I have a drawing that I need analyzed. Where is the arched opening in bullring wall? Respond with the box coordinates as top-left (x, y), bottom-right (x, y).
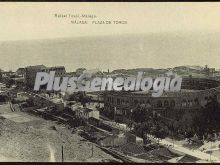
top-left (164, 100), bottom-right (169, 107)
top-left (182, 99), bottom-right (187, 107)
top-left (146, 100), bottom-right (151, 108)
top-left (156, 100), bottom-right (163, 108)
top-left (188, 100), bottom-right (193, 107)
top-left (170, 100), bottom-right (175, 107)
top-left (117, 98), bottom-right (120, 105)
top-left (134, 99), bottom-right (138, 106)
top-left (194, 98), bottom-right (199, 105)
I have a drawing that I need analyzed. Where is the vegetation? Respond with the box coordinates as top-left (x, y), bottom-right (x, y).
top-left (67, 92), bottom-right (91, 107)
top-left (193, 98), bottom-right (220, 139)
top-left (129, 98), bottom-right (220, 142)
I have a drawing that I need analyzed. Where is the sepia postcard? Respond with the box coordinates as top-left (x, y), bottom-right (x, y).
top-left (0, 2), bottom-right (220, 163)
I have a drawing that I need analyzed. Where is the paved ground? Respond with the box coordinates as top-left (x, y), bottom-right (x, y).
top-left (198, 140), bottom-right (220, 159)
top-left (109, 119), bottom-right (220, 163)
top-left (152, 136), bottom-right (220, 162)
top-left (0, 154), bottom-right (21, 162)
top-left (0, 112), bottom-right (40, 123)
top-left (0, 103), bottom-right (12, 114)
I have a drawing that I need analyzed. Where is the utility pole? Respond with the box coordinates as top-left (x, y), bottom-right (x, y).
top-left (207, 150), bottom-right (212, 162)
top-left (91, 142), bottom-right (94, 157)
top-left (91, 127), bottom-right (94, 158)
top-left (60, 131), bottom-right (65, 162)
top-left (172, 127), bottom-right (174, 147)
top-left (61, 145), bottom-right (64, 162)
top-left (114, 107), bottom-right (116, 121)
top-left (92, 129), bottom-right (94, 157)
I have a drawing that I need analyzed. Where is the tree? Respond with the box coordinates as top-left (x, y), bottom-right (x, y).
top-left (193, 98), bottom-right (220, 137)
top-left (131, 103), bottom-right (149, 123)
top-left (5, 78), bottom-right (15, 88)
top-left (26, 97), bottom-right (34, 106)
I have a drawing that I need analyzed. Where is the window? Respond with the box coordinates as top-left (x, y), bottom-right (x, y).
top-left (164, 100), bottom-right (169, 107)
top-left (189, 100), bottom-right (193, 107)
top-left (194, 98), bottom-right (199, 105)
top-left (182, 99), bottom-right (187, 107)
top-left (145, 100), bottom-right (151, 107)
top-left (122, 99), bottom-right (124, 105)
top-left (117, 98), bottom-right (120, 105)
top-left (170, 100), bottom-right (175, 107)
top-left (157, 100), bottom-right (162, 107)
top-left (134, 100), bottom-right (138, 106)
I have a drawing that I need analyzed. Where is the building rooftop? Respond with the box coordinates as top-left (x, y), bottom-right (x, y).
top-left (25, 65), bottom-right (46, 70)
top-left (44, 66), bottom-right (66, 70)
top-left (178, 155), bottom-right (200, 163)
top-left (119, 142), bottom-right (146, 155)
top-left (16, 68), bottom-right (25, 72)
top-left (77, 107), bottom-right (93, 113)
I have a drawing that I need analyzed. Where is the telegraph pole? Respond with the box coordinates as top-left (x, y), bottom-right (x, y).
top-left (114, 107), bottom-right (116, 121)
top-left (91, 127), bottom-right (94, 158)
top-left (172, 125), bottom-right (174, 147)
top-left (91, 142), bottom-right (94, 157)
top-left (92, 128), bottom-right (94, 157)
top-left (60, 131), bottom-right (65, 162)
top-left (61, 145), bottom-right (64, 162)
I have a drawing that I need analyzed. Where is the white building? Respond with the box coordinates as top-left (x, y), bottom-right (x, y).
top-left (75, 108), bottom-right (99, 120)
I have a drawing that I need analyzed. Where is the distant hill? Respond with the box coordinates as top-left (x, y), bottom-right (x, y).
top-left (111, 65), bottom-right (205, 76)
top-left (173, 65), bottom-right (204, 71)
top-left (111, 68), bottom-right (168, 76)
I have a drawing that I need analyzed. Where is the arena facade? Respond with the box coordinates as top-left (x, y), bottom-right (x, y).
top-left (103, 77), bottom-right (220, 122)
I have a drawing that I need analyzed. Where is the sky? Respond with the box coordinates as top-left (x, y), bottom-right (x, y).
top-left (1, 2), bottom-right (220, 71)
